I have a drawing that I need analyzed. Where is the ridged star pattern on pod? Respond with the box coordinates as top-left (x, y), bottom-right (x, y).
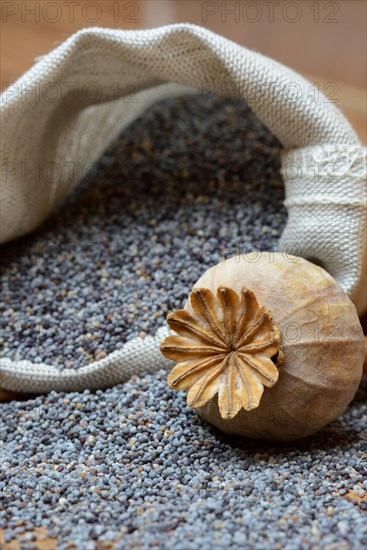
top-left (160, 287), bottom-right (282, 419)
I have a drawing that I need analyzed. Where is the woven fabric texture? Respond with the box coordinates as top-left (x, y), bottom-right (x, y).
top-left (0, 24), bottom-right (366, 393)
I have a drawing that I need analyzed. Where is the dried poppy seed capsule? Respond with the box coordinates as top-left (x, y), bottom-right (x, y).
top-left (160, 253), bottom-right (365, 441)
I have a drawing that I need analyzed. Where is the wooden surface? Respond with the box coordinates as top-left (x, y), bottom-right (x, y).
top-left (1, 1), bottom-right (366, 86)
top-left (0, 0), bottom-right (365, 139)
top-left (1, 1), bottom-right (366, 548)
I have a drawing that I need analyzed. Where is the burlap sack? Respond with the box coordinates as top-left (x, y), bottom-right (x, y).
top-left (1, 24), bottom-right (366, 393)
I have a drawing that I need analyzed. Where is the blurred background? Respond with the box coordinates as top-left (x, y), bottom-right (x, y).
top-left (1, 0), bottom-right (366, 140)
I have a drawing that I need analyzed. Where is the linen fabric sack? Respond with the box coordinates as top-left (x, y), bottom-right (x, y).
top-left (0, 24), bottom-right (366, 393)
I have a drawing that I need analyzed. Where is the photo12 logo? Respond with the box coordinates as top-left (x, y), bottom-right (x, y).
top-left (201, 80), bottom-right (339, 105)
top-left (1, 2), bottom-right (140, 24)
top-left (1, 81), bottom-right (139, 104)
top-left (202, 1), bottom-right (340, 24)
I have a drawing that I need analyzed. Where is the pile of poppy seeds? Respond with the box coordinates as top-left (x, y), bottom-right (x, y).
top-left (1, 95), bottom-right (366, 549)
